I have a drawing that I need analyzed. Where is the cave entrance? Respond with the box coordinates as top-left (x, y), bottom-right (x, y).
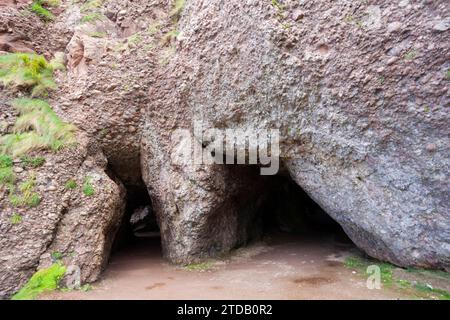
top-left (255, 170), bottom-right (352, 245)
top-left (111, 183), bottom-right (161, 257)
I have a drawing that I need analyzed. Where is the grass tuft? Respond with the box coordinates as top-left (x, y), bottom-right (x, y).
top-left (82, 176), bottom-right (94, 196)
top-left (20, 155), bottom-right (45, 168)
top-left (0, 53), bottom-right (64, 97)
top-left (0, 98), bottom-right (76, 157)
top-left (65, 179), bottom-right (77, 190)
top-left (10, 213), bottom-right (22, 224)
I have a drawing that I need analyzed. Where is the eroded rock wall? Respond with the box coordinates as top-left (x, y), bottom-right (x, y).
top-left (142, 0), bottom-right (450, 270)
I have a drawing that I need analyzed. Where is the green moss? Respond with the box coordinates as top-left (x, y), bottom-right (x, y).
top-left (11, 263), bottom-right (66, 300)
top-left (0, 53), bottom-right (64, 97)
top-left (0, 98), bottom-right (76, 157)
top-left (446, 69), bottom-right (450, 80)
top-left (82, 176), bottom-right (94, 196)
top-left (184, 262), bottom-right (212, 271)
top-left (20, 155), bottom-right (45, 168)
top-left (65, 179), bottom-right (77, 190)
top-left (10, 213), bottom-right (22, 225)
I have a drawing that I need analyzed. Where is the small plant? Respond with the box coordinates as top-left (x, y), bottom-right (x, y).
top-left (82, 176), bottom-right (94, 196)
top-left (12, 263), bottom-right (66, 300)
top-left (65, 179), bottom-right (77, 190)
top-left (10, 213), bottom-right (23, 225)
top-left (0, 98), bottom-right (76, 157)
top-left (9, 173), bottom-right (41, 207)
top-left (20, 155), bottom-right (45, 168)
top-left (0, 53), bottom-right (64, 97)
top-left (446, 69), bottom-right (450, 80)
top-left (51, 251), bottom-right (63, 261)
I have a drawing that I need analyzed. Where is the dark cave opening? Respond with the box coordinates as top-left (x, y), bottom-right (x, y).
top-left (111, 183), bottom-right (160, 255)
top-left (108, 165), bottom-right (353, 264)
top-left (256, 170), bottom-right (352, 244)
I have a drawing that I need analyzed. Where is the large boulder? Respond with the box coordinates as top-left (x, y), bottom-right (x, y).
top-left (142, 0), bottom-right (449, 270)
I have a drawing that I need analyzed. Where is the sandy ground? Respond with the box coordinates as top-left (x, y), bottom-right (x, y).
top-left (42, 232), bottom-right (411, 300)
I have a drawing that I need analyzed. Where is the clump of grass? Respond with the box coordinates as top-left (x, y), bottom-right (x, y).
top-left (10, 213), bottom-right (23, 225)
top-left (0, 154), bottom-right (15, 185)
top-left (0, 154), bottom-right (13, 168)
top-left (0, 53), bottom-right (64, 97)
top-left (9, 173), bottom-right (41, 207)
top-left (184, 262), bottom-right (212, 271)
top-left (0, 166), bottom-right (15, 185)
top-left (29, 1), bottom-right (55, 21)
top-left (82, 176), bottom-right (94, 196)
top-left (65, 179), bottom-right (77, 190)
top-left (20, 155), bottom-right (45, 168)
top-left (12, 263), bottom-right (66, 300)
top-left (0, 98), bottom-right (76, 157)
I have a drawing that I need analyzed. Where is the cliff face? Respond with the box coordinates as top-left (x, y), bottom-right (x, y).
top-left (0, 0), bottom-right (449, 298)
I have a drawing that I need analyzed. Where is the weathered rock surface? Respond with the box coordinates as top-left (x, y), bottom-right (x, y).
top-left (0, 114), bottom-right (125, 298)
top-left (142, 0), bottom-right (450, 270)
top-left (1, 0), bottom-right (449, 299)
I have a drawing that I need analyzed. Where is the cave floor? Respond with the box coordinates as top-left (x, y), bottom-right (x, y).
top-left (41, 232), bottom-right (414, 300)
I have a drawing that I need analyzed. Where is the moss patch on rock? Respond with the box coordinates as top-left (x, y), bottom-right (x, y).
top-left (12, 263), bottom-right (66, 300)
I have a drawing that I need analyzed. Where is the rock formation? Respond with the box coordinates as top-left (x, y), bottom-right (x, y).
top-left (0, 0), bottom-right (449, 298)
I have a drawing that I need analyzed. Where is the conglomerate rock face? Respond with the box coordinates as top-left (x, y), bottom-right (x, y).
top-left (0, 0), bottom-right (449, 298)
top-left (142, 0), bottom-right (449, 270)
